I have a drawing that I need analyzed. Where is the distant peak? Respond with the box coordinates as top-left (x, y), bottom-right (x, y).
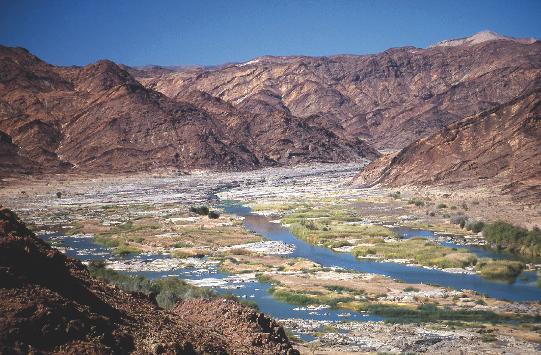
top-left (431, 31), bottom-right (537, 48)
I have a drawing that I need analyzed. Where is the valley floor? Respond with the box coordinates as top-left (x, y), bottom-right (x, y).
top-left (1, 163), bottom-right (540, 354)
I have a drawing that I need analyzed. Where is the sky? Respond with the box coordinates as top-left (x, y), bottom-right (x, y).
top-left (1, 0), bottom-right (540, 66)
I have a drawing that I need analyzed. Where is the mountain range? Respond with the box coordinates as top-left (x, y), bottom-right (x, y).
top-left (0, 31), bottom-right (540, 191)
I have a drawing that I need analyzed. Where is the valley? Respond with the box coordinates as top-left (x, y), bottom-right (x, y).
top-left (1, 164), bottom-right (540, 353)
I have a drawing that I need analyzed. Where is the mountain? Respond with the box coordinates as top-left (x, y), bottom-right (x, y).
top-left (1, 31), bottom-right (540, 176)
top-left (0, 46), bottom-right (377, 175)
top-left (0, 206), bottom-right (297, 354)
top-left (137, 31), bottom-right (541, 149)
top-left (431, 30), bottom-right (537, 47)
top-left (353, 88), bottom-right (541, 202)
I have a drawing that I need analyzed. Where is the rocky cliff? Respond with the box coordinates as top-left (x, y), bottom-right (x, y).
top-left (353, 88), bottom-right (541, 202)
top-left (0, 206), bottom-right (298, 354)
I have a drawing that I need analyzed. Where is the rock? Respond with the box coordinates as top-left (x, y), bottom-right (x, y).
top-left (353, 89), bottom-right (541, 202)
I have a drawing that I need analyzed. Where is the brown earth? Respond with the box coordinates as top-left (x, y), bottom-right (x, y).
top-left (353, 88), bottom-right (541, 203)
top-left (139, 32), bottom-right (541, 150)
top-left (0, 46), bottom-right (377, 176)
top-left (0, 206), bottom-right (298, 354)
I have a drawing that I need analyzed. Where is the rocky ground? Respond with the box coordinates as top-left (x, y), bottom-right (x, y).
top-left (0, 207), bottom-right (298, 354)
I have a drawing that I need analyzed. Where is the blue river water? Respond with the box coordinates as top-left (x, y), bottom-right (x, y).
top-left (40, 200), bottom-right (540, 332)
top-left (222, 202), bottom-right (540, 302)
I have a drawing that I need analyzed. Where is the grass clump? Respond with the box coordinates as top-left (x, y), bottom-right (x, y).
top-left (359, 303), bottom-right (536, 324)
top-left (475, 259), bottom-right (525, 282)
top-left (352, 239), bottom-right (477, 269)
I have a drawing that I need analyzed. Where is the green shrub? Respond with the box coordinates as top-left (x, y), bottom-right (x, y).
top-left (483, 221), bottom-right (541, 257)
top-left (466, 221), bottom-right (485, 233)
top-left (208, 211), bottom-right (220, 219)
top-left (408, 199), bottom-right (425, 207)
top-left (437, 204), bottom-right (447, 209)
top-left (88, 262), bottom-right (214, 309)
top-left (190, 206), bottom-right (209, 215)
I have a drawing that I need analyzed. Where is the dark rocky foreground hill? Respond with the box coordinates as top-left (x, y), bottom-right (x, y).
top-left (353, 88), bottom-right (541, 203)
top-left (0, 207), bottom-right (298, 354)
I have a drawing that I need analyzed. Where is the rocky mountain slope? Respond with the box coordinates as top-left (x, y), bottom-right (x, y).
top-left (353, 87), bottom-right (541, 202)
top-left (138, 31), bottom-right (541, 149)
top-left (0, 46), bottom-right (376, 176)
top-left (1, 31), bottom-right (539, 176)
top-left (0, 206), bottom-right (297, 354)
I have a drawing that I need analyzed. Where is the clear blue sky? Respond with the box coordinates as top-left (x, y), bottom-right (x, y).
top-left (1, 0), bottom-right (540, 66)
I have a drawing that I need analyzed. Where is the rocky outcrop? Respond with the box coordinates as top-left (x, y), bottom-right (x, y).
top-left (174, 299), bottom-right (295, 354)
top-left (139, 32), bottom-right (541, 150)
top-left (0, 206), bottom-right (298, 354)
top-left (353, 88), bottom-right (541, 202)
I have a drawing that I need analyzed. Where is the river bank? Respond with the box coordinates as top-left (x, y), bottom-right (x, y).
top-left (1, 163), bottom-right (540, 353)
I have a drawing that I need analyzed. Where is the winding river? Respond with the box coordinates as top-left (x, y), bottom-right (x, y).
top-left (222, 201), bottom-right (540, 302)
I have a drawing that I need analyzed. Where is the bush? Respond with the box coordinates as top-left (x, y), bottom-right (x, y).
top-left (190, 206), bottom-right (209, 215)
top-left (403, 286), bottom-right (420, 292)
top-left (437, 203), bottom-right (447, 209)
top-left (56, 191), bottom-right (62, 198)
top-left (483, 221), bottom-right (541, 257)
top-left (466, 221), bottom-right (485, 233)
top-left (88, 262), bottom-right (214, 308)
top-left (408, 199), bottom-right (425, 207)
top-left (208, 211), bottom-right (220, 219)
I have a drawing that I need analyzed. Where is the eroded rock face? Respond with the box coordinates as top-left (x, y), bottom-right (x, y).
top-left (0, 207), bottom-right (297, 354)
top-left (1, 32), bottom-right (539, 176)
top-left (138, 32), bottom-right (541, 150)
top-left (353, 88), bottom-right (541, 202)
top-left (0, 46), bottom-right (377, 175)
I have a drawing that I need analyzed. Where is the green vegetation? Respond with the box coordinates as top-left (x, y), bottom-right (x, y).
top-left (475, 259), bottom-right (525, 282)
top-left (88, 260), bottom-right (214, 309)
top-left (352, 239), bottom-right (477, 269)
top-left (269, 287), bottom-right (354, 308)
top-left (208, 211), bottom-right (220, 219)
top-left (283, 206), bottom-right (397, 246)
top-left (403, 286), bottom-right (420, 292)
top-left (483, 221), bottom-right (541, 257)
top-left (112, 245), bottom-right (141, 256)
top-left (408, 199), bottom-right (425, 207)
top-left (190, 206), bottom-right (209, 215)
top-left (466, 221), bottom-right (485, 233)
top-left (360, 303), bottom-right (539, 324)
top-left (437, 203), bottom-right (447, 209)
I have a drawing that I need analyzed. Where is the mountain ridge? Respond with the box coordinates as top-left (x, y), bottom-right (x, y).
top-left (1, 31), bottom-right (540, 176)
